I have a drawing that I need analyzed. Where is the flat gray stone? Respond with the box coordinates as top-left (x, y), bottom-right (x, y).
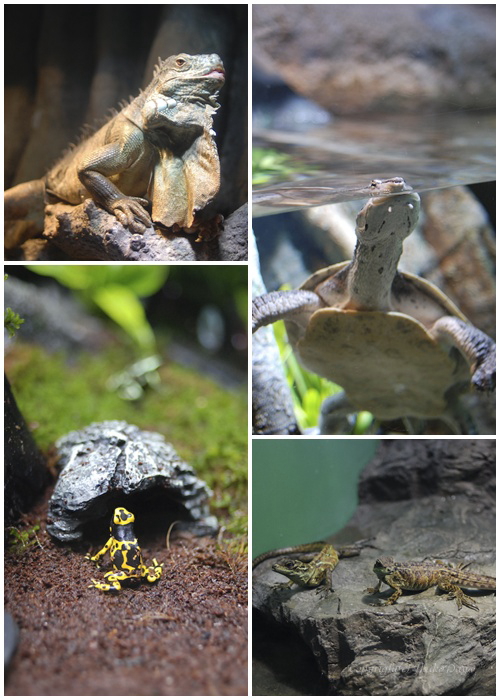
top-left (253, 439), bottom-right (495, 695)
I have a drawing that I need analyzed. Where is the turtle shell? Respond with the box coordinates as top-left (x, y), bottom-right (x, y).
top-left (286, 264), bottom-right (470, 420)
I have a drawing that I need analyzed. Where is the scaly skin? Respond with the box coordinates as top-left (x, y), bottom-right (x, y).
top-left (368, 556), bottom-right (496, 610)
top-left (5, 53), bottom-right (225, 247)
top-left (251, 177), bottom-right (496, 430)
top-left (253, 540), bottom-right (371, 592)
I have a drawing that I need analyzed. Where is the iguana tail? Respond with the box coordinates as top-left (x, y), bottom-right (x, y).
top-left (4, 179), bottom-right (46, 249)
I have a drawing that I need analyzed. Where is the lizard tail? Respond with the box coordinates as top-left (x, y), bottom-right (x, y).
top-left (4, 179), bottom-right (46, 249)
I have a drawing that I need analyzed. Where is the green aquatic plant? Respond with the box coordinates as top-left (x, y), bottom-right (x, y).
top-left (253, 148), bottom-right (299, 185)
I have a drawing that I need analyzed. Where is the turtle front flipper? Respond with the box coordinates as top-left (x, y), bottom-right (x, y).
top-left (252, 290), bottom-right (322, 333)
top-left (319, 392), bottom-right (358, 435)
top-left (431, 316), bottom-right (496, 391)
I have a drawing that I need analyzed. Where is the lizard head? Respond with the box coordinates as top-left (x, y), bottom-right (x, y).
top-left (272, 557), bottom-right (316, 586)
top-left (150, 53), bottom-right (225, 103)
top-left (140, 54), bottom-right (225, 133)
top-left (373, 557), bottom-right (397, 579)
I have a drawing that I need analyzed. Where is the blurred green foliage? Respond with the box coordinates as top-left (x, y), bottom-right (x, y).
top-left (252, 147), bottom-right (318, 185)
top-left (27, 265), bottom-right (169, 352)
top-left (5, 307), bottom-right (24, 338)
top-left (4, 274), bottom-right (25, 337)
top-left (253, 147), bottom-right (297, 185)
top-left (7, 524), bottom-right (41, 555)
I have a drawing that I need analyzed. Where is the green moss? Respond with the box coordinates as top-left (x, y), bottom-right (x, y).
top-left (6, 342), bottom-right (247, 536)
top-left (7, 523), bottom-right (42, 555)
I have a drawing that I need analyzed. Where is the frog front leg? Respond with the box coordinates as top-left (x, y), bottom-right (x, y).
top-left (86, 536), bottom-right (113, 567)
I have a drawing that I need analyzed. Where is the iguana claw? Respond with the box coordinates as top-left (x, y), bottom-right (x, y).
top-left (111, 197), bottom-right (151, 233)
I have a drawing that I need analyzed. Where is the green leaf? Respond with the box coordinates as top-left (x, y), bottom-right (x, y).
top-left (92, 285), bottom-right (156, 352)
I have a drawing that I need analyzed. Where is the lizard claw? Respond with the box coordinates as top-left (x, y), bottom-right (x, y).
top-left (110, 197), bottom-right (152, 233)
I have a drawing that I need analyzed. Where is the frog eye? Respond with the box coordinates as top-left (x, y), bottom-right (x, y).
top-left (175, 57), bottom-right (186, 68)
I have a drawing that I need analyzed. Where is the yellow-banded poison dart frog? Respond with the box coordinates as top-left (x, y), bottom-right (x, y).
top-left (86, 507), bottom-right (163, 592)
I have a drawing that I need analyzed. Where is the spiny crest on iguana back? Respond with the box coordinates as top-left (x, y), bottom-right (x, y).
top-left (65, 53), bottom-right (223, 150)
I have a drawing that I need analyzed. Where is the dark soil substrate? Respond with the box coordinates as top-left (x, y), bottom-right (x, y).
top-left (5, 490), bottom-right (248, 696)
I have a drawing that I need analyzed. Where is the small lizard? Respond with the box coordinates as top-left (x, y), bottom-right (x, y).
top-left (368, 556), bottom-right (496, 611)
top-left (5, 53), bottom-right (225, 248)
top-left (253, 540), bottom-right (371, 592)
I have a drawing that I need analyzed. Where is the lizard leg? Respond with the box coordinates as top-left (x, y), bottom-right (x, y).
top-left (315, 578), bottom-right (332, 595)
top-left (437, 580), bottom-right (479, 611)
top-left (274, 580), bottom-right (294, 591)
top-left (381, 573), bottom-right (405, 605)
top-left (384, 588), bottom-right (403, 605)
top-left (366, 579), bottom-right (382, 595)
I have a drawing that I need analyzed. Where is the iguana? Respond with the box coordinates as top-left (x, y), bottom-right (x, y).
top-left (5, 53), bottom-right (225, 248)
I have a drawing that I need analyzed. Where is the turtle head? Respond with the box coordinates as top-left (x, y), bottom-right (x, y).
top-left (356, 189), bottom-right (421, 246)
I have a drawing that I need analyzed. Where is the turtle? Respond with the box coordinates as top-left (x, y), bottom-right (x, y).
top-left (252, 177), bottom-right (496, 434)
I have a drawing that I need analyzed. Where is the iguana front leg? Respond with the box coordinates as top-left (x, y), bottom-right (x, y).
top-left (77, 138), bottom-right (152, 234)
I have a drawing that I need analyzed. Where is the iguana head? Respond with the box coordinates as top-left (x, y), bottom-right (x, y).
top-left (149, 53), bottom-right (225, 105)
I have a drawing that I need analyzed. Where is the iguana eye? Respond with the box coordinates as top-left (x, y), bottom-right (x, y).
top-left (176, 58), bottom-right (186, 67)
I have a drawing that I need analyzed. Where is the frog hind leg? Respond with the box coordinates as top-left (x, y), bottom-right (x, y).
top-left (89, 570), bottom-right (129, 592)
top-left (142, 558), bottom-right (163, 583)
top-left (88, 577), bottom-right (121, 592)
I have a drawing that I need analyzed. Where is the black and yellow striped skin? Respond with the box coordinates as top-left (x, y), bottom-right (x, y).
top-left (86, 507), bottom-right (163, 592)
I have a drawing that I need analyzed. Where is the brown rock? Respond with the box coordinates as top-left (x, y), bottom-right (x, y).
top-left (253, 5), bottom-right (495, 114)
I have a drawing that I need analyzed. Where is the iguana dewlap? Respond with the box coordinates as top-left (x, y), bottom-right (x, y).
top-left (4, 53), bottom-right (225, 248)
